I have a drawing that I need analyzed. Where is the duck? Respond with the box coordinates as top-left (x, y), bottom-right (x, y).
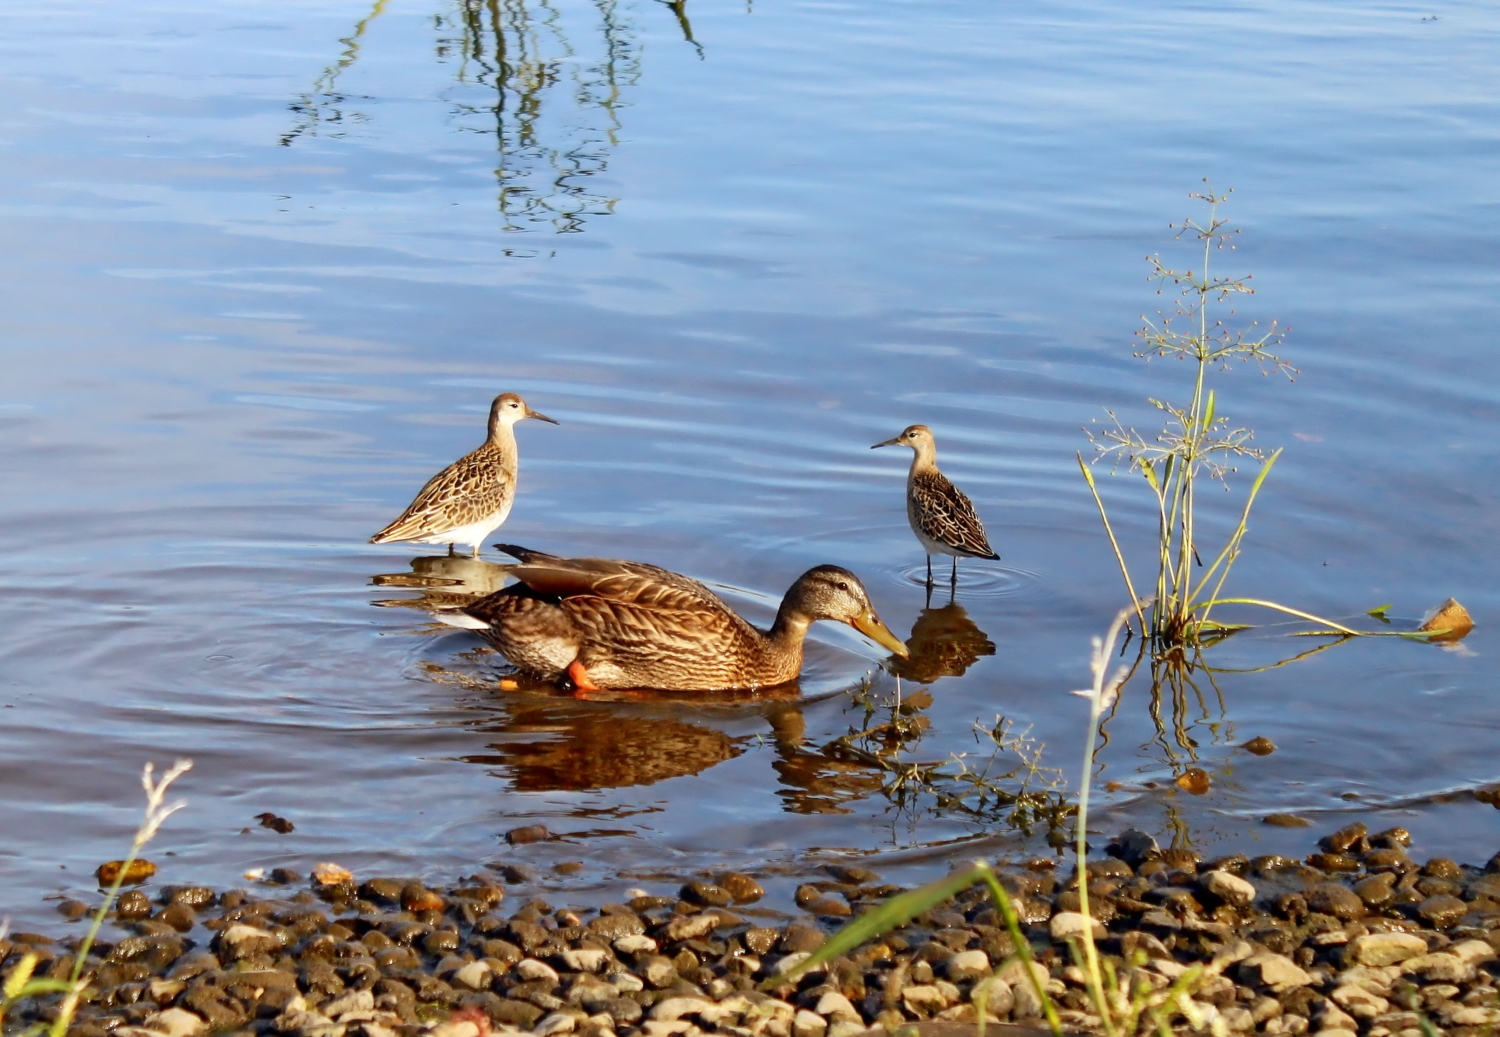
top-left (371, 393), bottom-right (556, 558)
top-left (872, 424), bottom-right (998, 586)
top-left (453, 545), bottom-right (908, 693)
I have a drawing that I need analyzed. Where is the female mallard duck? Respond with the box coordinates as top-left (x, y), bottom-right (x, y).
top-left (457, 545), bottom-right (908, 693)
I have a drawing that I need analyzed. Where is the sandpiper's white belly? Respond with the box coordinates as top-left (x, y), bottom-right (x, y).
top-left (412, 498), bottom-right (513, 548)
top-left (911, 523), bottom-right (967, 557)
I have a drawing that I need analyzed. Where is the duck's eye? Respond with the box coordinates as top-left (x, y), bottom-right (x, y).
top-left (836, 581), bottom-right (849, 592)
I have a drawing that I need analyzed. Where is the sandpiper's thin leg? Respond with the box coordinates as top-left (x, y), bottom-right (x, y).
top-left (472, 544), bottom-right (481, 559)
top-left (951, 556), bottom-right (958, 588)
top-left (925, 555), bottom-right (933, 587)
top-left (448, 544), bottom-right (456, 557)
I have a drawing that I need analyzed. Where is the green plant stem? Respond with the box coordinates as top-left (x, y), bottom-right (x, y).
top-left (1191, 598), bottom-right (1364, 636)
top-left (975, 869), bottom-right (1064, 1037)
top-left (1077, 453), bottom-right (1145, 633)
top-left (1191, 449), bottom-right (1281, 627)
top-left (1074, 700), bottom-right (1114, 1037)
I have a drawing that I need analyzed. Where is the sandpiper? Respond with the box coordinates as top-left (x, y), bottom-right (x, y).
top-left (872, 424), bottom-right (998, 587)
top-left (370, 392), bottom-right (557, 558)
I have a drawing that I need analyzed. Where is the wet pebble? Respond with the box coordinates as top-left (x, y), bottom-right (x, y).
top-left (505, 825), bottom-right (551, 845)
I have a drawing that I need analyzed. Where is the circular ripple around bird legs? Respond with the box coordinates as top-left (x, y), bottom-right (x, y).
top-left (897, 561), bottom-right (1039, 600)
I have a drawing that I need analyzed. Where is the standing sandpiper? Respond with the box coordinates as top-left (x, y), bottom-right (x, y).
top-left (872, 424), bottom-right (998, 587)
top-left (370, 393), bottom-right (557, 558)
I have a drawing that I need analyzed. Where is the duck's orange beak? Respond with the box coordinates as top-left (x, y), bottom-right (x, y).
top-left (851, 610), bottom-right (909, 658)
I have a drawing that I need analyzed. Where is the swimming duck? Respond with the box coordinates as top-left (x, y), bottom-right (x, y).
top-left (371, 393), bottom-right (557, 558)
top-left (872, 424), bottom-right (998, 586)
top-left (456, 545), bottom-right (908, 693)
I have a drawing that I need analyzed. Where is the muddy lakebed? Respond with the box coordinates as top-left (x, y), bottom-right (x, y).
top-left (2, 0), bottom-right (1500, 979)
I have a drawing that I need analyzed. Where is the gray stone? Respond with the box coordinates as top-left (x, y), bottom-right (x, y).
top-left (1239, 953), bottom-right (1313, 994)
top-left (1202, 871), bottom-right (1258, 908)
top-left (1342, 933), bottom-right (1428, 968)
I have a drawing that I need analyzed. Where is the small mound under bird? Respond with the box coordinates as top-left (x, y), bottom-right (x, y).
top-left (370, 392), bottom-right (557, 558)
top-left (872, 424), bottom-right (998, 587)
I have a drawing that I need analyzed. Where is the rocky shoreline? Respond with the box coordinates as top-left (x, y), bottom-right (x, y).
top-left (6, 822), bottom-right (1500, 1037)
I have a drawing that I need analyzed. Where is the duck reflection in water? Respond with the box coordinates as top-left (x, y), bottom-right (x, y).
top-left (456, 685), bottom-right (889, 814)
top-left (457, 683), bottom-right (803, 792)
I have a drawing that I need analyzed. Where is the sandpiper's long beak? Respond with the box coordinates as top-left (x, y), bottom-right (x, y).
top-left (870, 436), bottom-right (901, 449)
top-left (526, 407), bottom-right (560, 425)
top-left (851, 610), bottom-right (910, 658)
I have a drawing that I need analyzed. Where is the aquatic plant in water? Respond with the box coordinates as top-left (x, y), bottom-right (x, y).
top-left (1079, 186), bottom-right (1293, 650)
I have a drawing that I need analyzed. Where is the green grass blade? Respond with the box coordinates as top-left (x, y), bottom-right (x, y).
top-left (1190, 448), bottom-right (1281, 620)
top-left (1077, 453), bottom-right (1146, 632)
top-left (768, 865), bottom-right (983, 987)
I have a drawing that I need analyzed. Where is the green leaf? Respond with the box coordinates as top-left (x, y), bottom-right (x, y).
top-left (1366, 603), bottom-right (1393, 623)
top-left (767, 865), bottom-right (984, 987)
top-left (1140, 460), bottom-right (1160, 492)
top-left (1202, 389), bottom-right (1216, 432)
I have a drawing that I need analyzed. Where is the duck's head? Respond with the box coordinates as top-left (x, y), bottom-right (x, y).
top-left (784, 565), bottom-right (909, 658)
top-left (871, 424), bottom-right (935, 455)
top-left (490, 392), bottom-right (559, 433)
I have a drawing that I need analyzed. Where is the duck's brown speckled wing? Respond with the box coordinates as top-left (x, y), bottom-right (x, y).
top-left (371, 442), bottom-right (510, 542)
top-left (475, 546), bottom-right (786, 690)
top-left (911, 469), bottom-right (998, 559)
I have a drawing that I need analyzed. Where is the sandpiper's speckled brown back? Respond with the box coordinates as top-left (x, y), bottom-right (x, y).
top-left (909, 468), bottom-right (998, 559)
top-left (464, 546), bottom-right (803, 691)
top-left (370, 440), bottom-right (514, 544)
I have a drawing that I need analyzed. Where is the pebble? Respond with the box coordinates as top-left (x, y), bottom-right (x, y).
top-left (1264, 814), bottom-right (1312, 828)
top-left (1238, 952), bottom-right (1313, 993)
top-left (1202, 869), bottom-right (1258, 908)
top-left (717, 872), bottom-right (764, 903)
top-left (1417, 893), bottom-right (1468, 928)
top-left (9, 822), bottom-right (1500, 1037)
top-left (1304, 883), bottom-right (1366, 920)
top-left (1048, 911), bottom-right (1105, 941)
top-left (504, 824), bottom-right (551, 845)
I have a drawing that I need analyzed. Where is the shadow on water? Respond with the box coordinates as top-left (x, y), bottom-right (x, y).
top-left (282, 0), bottom-right (700, 234)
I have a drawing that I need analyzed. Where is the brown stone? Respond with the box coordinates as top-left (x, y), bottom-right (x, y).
top-left (1319, 823), bottom-right (1370, 856)
top-left (717, 873), bottom-right (765, 903)
top-left (505, 825), bottom-right (551, 845)
top-left (1263, 814), bottom-right (1311, 828)
top-left (97, 859), bottom-right (157, 887)
top-left (1304, 884), bottom-right (1365, 920)
top-left (401, 883), bottom-right (445, 913)
top-left (1417, 894), bottom-right (1468, 929)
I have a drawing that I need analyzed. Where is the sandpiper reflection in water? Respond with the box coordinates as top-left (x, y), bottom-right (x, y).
top-left (889, 598), bottom-right (996, 684)
top-left (369, 555), bottom-right (513, 612)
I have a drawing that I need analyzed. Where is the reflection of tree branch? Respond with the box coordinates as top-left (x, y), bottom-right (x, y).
top-left (654, 0), bottom-right (704, 58)
top-left (279, 0), bottom-right (389, 147)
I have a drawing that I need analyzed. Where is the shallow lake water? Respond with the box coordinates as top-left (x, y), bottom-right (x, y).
top-left (2, 0), bottom-right (1499, 926)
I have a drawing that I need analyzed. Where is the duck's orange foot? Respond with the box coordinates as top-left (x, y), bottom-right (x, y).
top-left (567, 660), bottom-right (601, 698)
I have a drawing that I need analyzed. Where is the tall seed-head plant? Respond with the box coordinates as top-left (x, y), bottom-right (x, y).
top-left (1081, 185), bottom-right (1295, 648)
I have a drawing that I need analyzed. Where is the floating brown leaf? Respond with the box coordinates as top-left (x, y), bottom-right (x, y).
top-left (96, 858), bottom-right (156, 886)
top-left (1419, 597), bottom-right (1474, 642)
top-left (1243, 736), bottom-right (1277, 756)
top-left (1174, 768), bottom-right (1211, 795)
